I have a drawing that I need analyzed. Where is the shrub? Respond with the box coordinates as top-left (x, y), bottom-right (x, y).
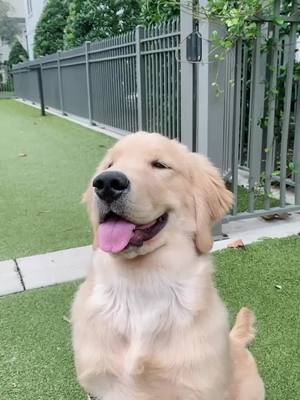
top-left (140, 0), bottom-right (180, 26)
top-left (64, 0), bottom-right (141, 49)
top-left (8, 40), bottom-right (28, 66)
top-left (34, 0), bottom-right (69, 57)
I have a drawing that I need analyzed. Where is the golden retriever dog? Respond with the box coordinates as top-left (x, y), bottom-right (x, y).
top-left (72, 132), bottom-right (265, 400)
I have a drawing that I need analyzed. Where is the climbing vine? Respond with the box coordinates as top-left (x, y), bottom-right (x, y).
top-left (203, 0), bottom-right (299, 50)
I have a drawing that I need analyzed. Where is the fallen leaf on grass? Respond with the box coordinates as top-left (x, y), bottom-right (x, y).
top-left (36, 210), bottom-right (50, 215)
top-left (262, 213), bottom-right (289, 221)
top-left (63, 315), bottom-right (71, 324)
top-left (227, 239), bottom-right (246, 249)
top-left (18, 153), bottom-right (27, 157)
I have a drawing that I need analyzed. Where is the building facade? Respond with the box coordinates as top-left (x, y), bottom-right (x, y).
top-left (0, 0), bottom-right (27, 82)
top-left (24, 0), bottom-right (48, 59)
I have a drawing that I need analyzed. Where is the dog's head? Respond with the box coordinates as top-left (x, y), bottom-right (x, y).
top-left (83, 132), bottom-right (232, 258)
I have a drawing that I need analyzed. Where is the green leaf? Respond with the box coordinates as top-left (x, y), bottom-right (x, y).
top-left (273, 16), bottom-right (285, 26)
top-left (288, 162), bottom-right (296, 172)
top-left (272, 170), bottom-right (280, 176)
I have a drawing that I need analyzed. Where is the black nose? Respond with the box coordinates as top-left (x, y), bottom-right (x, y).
top-left (93, 171), bottom-right (130, 203)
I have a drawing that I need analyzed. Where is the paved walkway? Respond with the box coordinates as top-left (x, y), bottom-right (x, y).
top-left (1, 214), bottom-right (299, 297)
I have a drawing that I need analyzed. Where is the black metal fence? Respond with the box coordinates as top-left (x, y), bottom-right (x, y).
top-left (12, 20), bottom-right (180, 138)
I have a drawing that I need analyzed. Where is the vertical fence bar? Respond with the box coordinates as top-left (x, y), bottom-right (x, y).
top-left (176, 22), bottom-right (181, 141)
top-left (150, 27), bottom-right (155, 132)
top-left (238, 45), bottom-right (248, 165)
top-left (295, 82), bottom-right (300, 204)
top-left (248, 29), bottom-right (265, 212)
top-left (154, 26), bottom-right (159, 132)
top-left (264, 0), bottom-right (280, 209)
top-left (121, 37), bottom-right (128, 131)
top-left (125, 39), bottom-right (130, 130)
top-left (132, 33), bottom-right (138, 131)
top-left (85, 41), bottom-right (93, 125)
top-left (163, 40), bottom-right (167, 135)
top-left (159, 24), bottom-right (163, 133)
top-left (57, 50), bottom-right (64, 114)
top-left (171, 20), bottom-right (176, 139)
top-left (231, 41), bottom-right (242, 215)
top-left (167, 22), bottom-right (172, 138)
top-left (144, 29), bottom-right (149, 132)
top-left (114, 38), bottom-right (120, 128)
top-left (279, 16), bottom-right (298, 207)
top-left (136, 26), bottom-right (145, 131)
top-left (130, 33), bottom-right (136, 131)
top-left (123, 38), bottom-right (129, 131)
top-left (108, 41), bottom-right (115, 127)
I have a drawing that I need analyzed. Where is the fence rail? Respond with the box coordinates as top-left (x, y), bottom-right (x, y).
top-left (12, 19), bottom-right (180, 139)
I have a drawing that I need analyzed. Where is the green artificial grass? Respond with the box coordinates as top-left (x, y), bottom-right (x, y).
top-left (0, 236), bottom-right (299, 399)
top-left (0, 281), bottom-right (85, 400)
top-left (0, 100), bottom-right (115, 261)
top-left (214, 235), bottom-right (300, 400)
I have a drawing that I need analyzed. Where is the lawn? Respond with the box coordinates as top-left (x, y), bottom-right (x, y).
top-left (0, 99), bottom-right (280, 261)
top-left (0, 236), bottom-right (299, 399)
top-left (0, 100), bottom-right (115, 261)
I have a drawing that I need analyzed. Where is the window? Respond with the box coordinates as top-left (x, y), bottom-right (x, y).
top-left (27, 0), bottom-right (33, 15)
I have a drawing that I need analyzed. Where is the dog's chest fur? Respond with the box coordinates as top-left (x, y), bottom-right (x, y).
top-left (92, 273), bottom-right (199, 333)
top-left (89, 269), bottom-right (203, 375)
top-left (75, 255), bottom-right (231, 399)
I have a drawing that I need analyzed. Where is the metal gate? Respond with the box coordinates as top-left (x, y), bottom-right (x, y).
top-left (180, 0), bottom-right (300, 223)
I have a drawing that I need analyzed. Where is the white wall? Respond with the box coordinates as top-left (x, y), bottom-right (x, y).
top-left (7, 0), bottom-right (27, 51)
top-left (24, 0), bottom-right (48, 59)
top-left (8, 0), bottom-right (26, 18)
top-left (0, 0), bottom-right (27, 80)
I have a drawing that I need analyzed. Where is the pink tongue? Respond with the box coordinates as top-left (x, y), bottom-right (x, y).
top-left (97, 218), bottom-right (135, 253)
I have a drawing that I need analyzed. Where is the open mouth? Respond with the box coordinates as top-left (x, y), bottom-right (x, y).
top-left (97, 212), bottom-right (168, 254)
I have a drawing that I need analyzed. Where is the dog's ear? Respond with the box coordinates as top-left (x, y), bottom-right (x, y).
top-left (81, 152), bottom-right (112, 249)
top-left (188, 153), bottom-right (233, 253)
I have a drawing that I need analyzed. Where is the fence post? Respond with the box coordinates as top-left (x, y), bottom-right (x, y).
top-left (136, 26), bottom-right (146, 131)
top-left (294, 83), bottom-right (300, 205)
top-left (180, 0), bottom-right (194, 150)
top-left (196, 0), bottom-right (229, 238)
top-left (85, 41), bottom-right (93, 125)
top-left (37, 63), bottom-right (45, 116)
top-left (57, 50), bottom-right (64, 115)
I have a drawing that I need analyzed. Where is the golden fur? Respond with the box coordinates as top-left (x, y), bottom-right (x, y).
top-left (72, 132), bottom-right (265, 400)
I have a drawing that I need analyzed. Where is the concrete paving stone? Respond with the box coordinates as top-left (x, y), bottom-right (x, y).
top-left (212, 213), bottom-right (300, 252)
top-left (17, 245), bottom-right (92, 290)
top-left (0, 260), bottom-right (24, 296)
top-left (4, 211), bottom-right (300, 292)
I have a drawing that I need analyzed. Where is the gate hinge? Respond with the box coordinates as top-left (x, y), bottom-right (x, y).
top-left (186, 31), bottom-right (202, 62)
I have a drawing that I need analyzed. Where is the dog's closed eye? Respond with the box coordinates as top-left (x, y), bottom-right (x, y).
top-left (151, 160), bottom-right (171, 169)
